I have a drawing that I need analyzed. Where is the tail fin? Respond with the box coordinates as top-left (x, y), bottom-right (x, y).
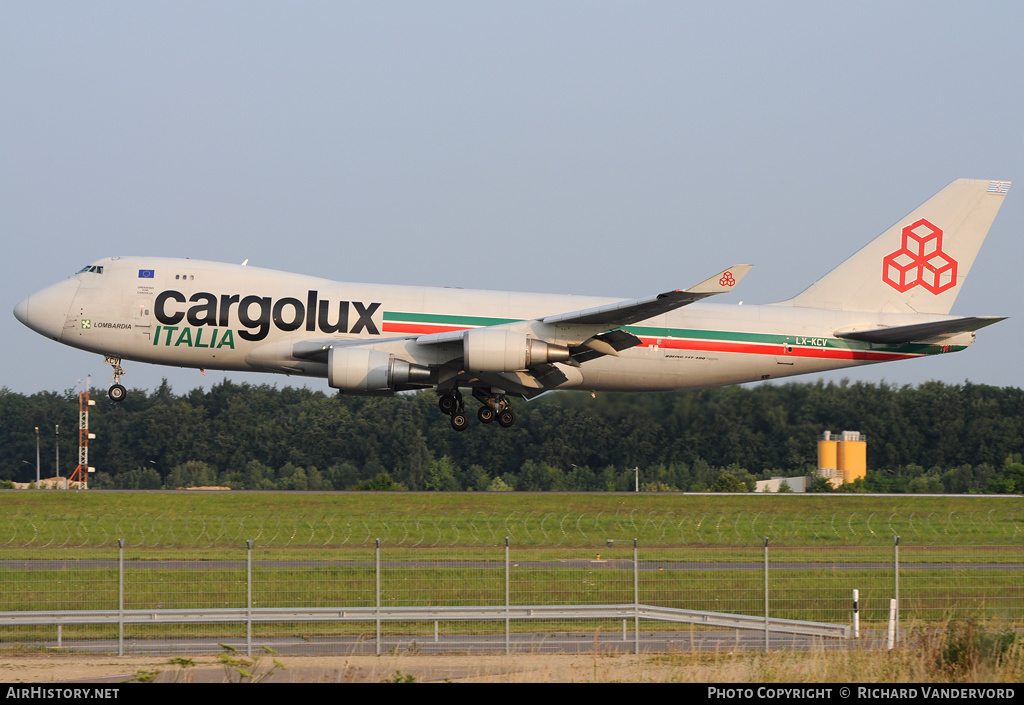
top-left (775, 179), bottom-right (1011, 314)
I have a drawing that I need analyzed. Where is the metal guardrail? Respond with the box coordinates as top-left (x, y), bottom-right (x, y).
top-left (0, 604), bottom-right (850, 639)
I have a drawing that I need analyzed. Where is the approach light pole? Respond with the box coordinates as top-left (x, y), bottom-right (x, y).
top-left (35, 427), bottom-right (40, 486)
top-left (634, 467), bottom-right (639, 492)
top-left (55, 424), bottom-right (59, 489)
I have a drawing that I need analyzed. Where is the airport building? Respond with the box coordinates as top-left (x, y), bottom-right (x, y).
top-left (755, 476), bottom-right (810, 493)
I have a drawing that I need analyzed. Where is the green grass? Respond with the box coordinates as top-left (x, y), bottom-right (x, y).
top-left (0, 491), bottom-right (1020, 548)
top-left (0, 492), bottom-right (1019, 650)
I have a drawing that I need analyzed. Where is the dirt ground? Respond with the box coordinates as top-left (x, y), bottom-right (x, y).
top-left (0, 653), bottom-right (696, 683)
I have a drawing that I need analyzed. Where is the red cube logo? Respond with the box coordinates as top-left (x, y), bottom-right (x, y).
top-left (882, 219), bottom-right (958, 294)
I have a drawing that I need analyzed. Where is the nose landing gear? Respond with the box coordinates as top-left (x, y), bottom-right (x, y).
top-left (104, 356), bottom-right (127, 402)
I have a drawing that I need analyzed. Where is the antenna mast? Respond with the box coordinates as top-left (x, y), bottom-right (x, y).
top-left (69, 376), bottom-right (96, 489)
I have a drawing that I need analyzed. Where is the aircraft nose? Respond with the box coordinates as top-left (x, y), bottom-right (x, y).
top-left (13, 297), bottom-right (29, 325)
top-left (13, 278), bottom-right (80, 341)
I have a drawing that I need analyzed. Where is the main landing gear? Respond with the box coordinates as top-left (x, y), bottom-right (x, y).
top-left (437, 388), bottom-right (516, 431)
top-left (105, 356), bottom-right (127, 402)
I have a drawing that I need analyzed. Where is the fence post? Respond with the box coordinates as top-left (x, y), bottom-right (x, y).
top-left (893, 535), bottom-right (900, 645)
top-left (633, 538), bottom-right (639, 655)
top-left (246, 539), bottom-right (253, 656)
top-left (375, 538), bottom-right (381, 656)
top-left (117, 538), bottom-right (124, 657)
top-left (764, 537), bottom-right (770, 653)
top-left (503, 541), bottom-right (512, 655)
top-left (887, 598), bottom-right (897, 650)
top-left (852, 589), bottom-right (860, 639)
top-left (505, 537), bottom-right (510, 655)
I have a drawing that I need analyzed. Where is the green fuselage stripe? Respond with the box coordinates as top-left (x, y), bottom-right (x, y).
top-left (382, 311), bottom-right (959, 357)
top-left (385, 311), bottom-right (516, 327)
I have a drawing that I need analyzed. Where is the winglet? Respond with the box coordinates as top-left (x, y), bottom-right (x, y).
top-left (686, 264), bottom-right (753, 294)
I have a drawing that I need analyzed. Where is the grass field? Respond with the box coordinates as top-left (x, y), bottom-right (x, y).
top-left (1, 491), bottom-right (1020, 659)
top-left (1, 491), bottom-right (1020, 548)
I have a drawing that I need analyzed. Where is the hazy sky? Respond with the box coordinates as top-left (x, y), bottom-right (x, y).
top-left (3, 2), bottom-right (1022, 397)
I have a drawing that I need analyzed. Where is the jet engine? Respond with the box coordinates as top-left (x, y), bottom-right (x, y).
top-left (463, 329), bottom-right (571, 373)
top-left (328, 347), bottom-right (432, 392)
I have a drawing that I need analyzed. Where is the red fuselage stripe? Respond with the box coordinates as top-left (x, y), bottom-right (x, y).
top-left (381, 323), bottom-right (920, 363)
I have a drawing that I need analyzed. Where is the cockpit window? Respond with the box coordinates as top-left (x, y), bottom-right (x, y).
top-left (77, 265), bottom-right (104, 274)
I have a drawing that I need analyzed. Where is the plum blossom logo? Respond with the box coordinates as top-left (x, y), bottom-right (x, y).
top-left (719, 271), bottom-right (737, 287)
top-left (882, 219), bottom-right (958, 294)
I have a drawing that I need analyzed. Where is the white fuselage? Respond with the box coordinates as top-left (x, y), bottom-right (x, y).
top-left (18, 256), bottom-right (967, 394)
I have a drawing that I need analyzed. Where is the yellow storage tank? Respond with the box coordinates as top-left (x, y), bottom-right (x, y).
top-left (818, 430), bottom-right (866, 485)
top-left (817, 434), bottom-right (838, 475)
top-left (837, 431), bottom-right (867, 483)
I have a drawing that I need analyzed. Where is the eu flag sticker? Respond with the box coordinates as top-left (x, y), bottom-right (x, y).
top-left (138, 269), bottom-right (155, 278)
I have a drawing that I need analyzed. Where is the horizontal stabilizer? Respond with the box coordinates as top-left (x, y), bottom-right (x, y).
top-left (834, 316), bottom-right (1006, 344)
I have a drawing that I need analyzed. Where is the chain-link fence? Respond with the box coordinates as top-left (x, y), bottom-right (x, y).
top-left (1, 510), bottom-right (1019, 655)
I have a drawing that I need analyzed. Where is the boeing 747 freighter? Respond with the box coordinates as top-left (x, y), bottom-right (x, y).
top-left (14, 179), bottom-right (1010, 430)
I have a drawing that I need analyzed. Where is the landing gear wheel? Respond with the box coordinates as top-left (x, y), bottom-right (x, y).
top-left (497, 409), bottom-right (516, 428)
top-left (477, 406), bottom-right (495, 424)
top-left (438, 394), bottom-right (458, 415)
top-left (450, 412), bottom-right (469, 431)
top-left (104, 356), bottom-right (127, 402)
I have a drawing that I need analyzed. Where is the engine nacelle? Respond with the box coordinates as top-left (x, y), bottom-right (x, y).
top-left (463, 329), bottom-right (571, 373)
top-left (328, 347), bottom-right (432, 392)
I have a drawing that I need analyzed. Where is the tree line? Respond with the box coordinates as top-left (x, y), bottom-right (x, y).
top-left (1, 378), bottom-right (1023, 493)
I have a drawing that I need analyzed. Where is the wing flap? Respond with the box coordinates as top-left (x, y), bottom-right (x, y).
top-left (571, 330), bottom-right (643, 363)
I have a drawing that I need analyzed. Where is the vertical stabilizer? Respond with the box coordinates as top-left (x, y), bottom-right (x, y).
top-left (775, 179), bottom-right (1010, 314)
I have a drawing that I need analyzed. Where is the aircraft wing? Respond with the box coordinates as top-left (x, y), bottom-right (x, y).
top-left (834, 316), bottom-right (1006, 344)
top-left (408, 264), bottom-right (753, 352)
top-left (284, 265), bottom-right (753, 396)
top-left (541, 265), bottom-right (752, 327)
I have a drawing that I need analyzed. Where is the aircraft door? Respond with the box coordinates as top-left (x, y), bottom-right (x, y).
top-left (134, 297), bottom-right (153, 327)
top-left (775, 337), bottom-right (795, 367)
